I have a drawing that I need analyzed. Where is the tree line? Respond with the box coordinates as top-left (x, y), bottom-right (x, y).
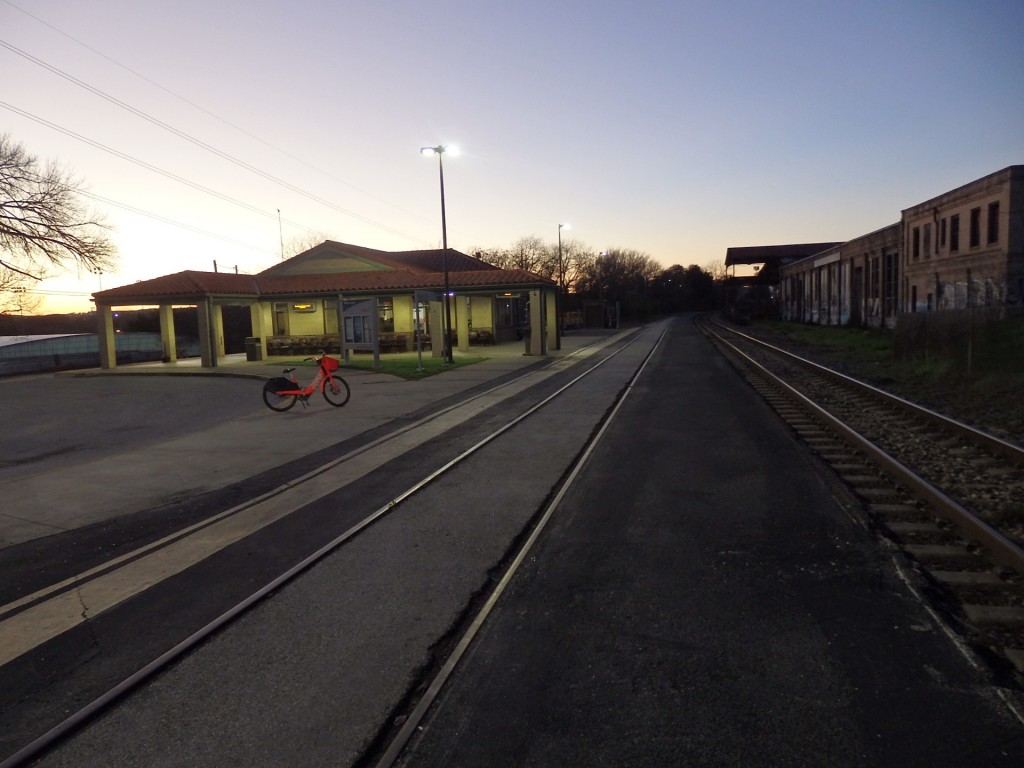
top-left (1, 132), bottom-right (724, 322)
top-left (472, 236), bottom-right (724, 320)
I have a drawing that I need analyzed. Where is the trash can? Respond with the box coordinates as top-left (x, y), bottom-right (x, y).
top-left (244, 337), bottom-right (263, 361)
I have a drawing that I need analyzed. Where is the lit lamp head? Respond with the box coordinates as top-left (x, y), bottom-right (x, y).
top-left (420, 145), bottom-right (460, 157)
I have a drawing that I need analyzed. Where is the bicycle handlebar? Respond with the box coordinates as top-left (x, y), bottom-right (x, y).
top-left (302, 349), bottom-right (328, 363)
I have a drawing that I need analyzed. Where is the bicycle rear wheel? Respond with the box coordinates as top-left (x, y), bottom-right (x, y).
top-left (263, 388), bottom-right (298, 412)
top-left (322, 375), bottom-right (350, 407)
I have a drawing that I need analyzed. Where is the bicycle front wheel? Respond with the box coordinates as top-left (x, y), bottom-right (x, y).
top-left (322, 375), bottom-right (350, 407)
top-left (263, 388), bottom-right (298, 412)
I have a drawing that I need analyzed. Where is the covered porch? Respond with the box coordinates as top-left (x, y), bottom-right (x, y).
top-left (91, 241), bottom-right (559, 370)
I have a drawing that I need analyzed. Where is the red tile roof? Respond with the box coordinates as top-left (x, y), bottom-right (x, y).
top-left (256, 241), bottom-right (498, 277)
top-left (94, 271), bottom-right (260, 300)
top-left (93, 243), bottom-right (551, 304)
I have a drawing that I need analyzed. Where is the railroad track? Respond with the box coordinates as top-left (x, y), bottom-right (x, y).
top-left (698, 315), bottom-right (1024, 680)
top-left (0, 328), bottom-right (663, 768)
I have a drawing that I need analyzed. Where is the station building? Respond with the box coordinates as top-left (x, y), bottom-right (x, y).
top-left (91, 241), bottom-right (559, 369)
top-left (773, 165), bottom-right (1023, 327)
top-left (901, 165), bottom-right (1024, 313)
top-left (778, 224), bottom-right (900, 328)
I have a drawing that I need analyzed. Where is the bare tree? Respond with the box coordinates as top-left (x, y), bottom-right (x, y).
top-left (704, 259), bottom-right (728, 282)
top-left (470, 246), bottom-right (513, 270)
top-left (0, 134), bottom-right (115, 283)
top-left (284, 231), bottom-right (330, 258)
top-left (555, 239), bottom-right (595, 294)
top-left (508, 235), bottom-right (548, 273)
top-left (0, 267), bottom-right (42, 315)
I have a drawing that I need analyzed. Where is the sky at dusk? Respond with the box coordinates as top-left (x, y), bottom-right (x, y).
top-left (3, 0), bottom-right (1023, 313)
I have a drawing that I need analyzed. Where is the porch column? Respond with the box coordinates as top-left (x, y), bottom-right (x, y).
top-left (525, 289), bottom-right (547, 356)
top-left (429, 301), bottom-right (444, 358)
top-left (197, 298), bottom-right (216, 368)
top-left (212, 304), bottom-right (226, 357)
top-left (545, 288), bottom-right (559, 351)
top-left (456, 294), bottom-right (470, 353)
top-left (337, 294), bottom-right (348, 362)
top-left (250, 302), bottom-right (271, 358)
top-left (159, 304), bottom-right (177, 362)
top-left (97, 305), bottom-right (116, 369)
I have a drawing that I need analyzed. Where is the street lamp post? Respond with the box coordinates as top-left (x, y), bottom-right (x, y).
top-left (421, 144), bottom-right (458, 364)
top-left (558, 223), bottom-right (570, 290)
top-left (557, 223), bottom-right (570, 347)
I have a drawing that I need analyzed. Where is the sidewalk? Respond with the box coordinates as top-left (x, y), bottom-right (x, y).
top-left (64, 337), bottom-right (556, 379)
top-left (1, 332), bottom-right (618, 549)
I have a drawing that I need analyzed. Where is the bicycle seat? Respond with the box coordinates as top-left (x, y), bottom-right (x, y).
top-left (283, 367), bottom-right (296, 374)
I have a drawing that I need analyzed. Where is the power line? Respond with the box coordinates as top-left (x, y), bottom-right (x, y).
top-left (0, 37), bottom-right (431, 246)
top-left (79, 191), bottom-right (280, 257)
top-left (0, 100), bottom-right (277, 221)
top-left (3, 0), bottom-right (435, 230)
top-left (2, 99), bottom-right (354, 259)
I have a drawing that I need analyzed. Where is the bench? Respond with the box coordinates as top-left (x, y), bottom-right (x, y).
top-left (468, 328), bottom-right (494, 345)
top-left (267, 335), bottom-right (341, 356)
top-left (379, 333), bottom-right (408, 353)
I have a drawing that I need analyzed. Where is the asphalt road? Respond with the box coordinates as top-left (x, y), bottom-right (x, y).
top-left (395, 320), bottom-right (1024, 766)
top-left (0, 375), bottom-right (265, 482)
top-left (3, 329), bottom-right (642, 767)
top-left (5, 321), bottom-right (1024, 767)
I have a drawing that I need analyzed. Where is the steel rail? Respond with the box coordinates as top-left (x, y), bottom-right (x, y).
top-left (701, 320), bottom-right (1024, 576)
top-left (371, 325), bottom-right (670, 768)
top-left (708, 318), bottom-right (1024, 465)
top-left (0, 336), bottom-right (616, 620)
top-left (0, 329), bottom-right (651, 768)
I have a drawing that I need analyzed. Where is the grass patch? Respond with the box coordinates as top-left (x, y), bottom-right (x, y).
top-left (756, 320), bottom-right (894, 369)
top-left (750, 316), bottom-right (1024, 441)
top-left (286, 355), bottom-right (486, 380)
top-left (758, 314), bottom-right (1024, 381)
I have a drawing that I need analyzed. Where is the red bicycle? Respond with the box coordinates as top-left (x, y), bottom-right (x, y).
top-left (262, 351), bottom-right (351, 412)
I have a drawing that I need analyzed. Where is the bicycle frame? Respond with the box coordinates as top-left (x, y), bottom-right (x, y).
top-left (274, 358), bottom-right (331, 397)
top-left (262, 351), bottom-right (351, 412)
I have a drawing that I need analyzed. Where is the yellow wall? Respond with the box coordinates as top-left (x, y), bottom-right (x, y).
top-left (393, 295), bottom-right (414, 332)
top-left (288, 302), bottom-right (327, 334)
top-left (274, 294), bottom-right (502, 336)
top-left (470, 296), bottom-right (493, 328)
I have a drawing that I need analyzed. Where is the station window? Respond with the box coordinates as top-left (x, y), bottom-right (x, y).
top-left (495, 297), bottom-right (515, 329)
top-left (883, 252), bottom-right (898, 316)
top-left (414, 301), bottom-right (431, 338)
top-left (923, 223), bottom-right (931, 259)
top-left (950, 214), bottom-right (960, 252)
top-left (912, 226), bottom-right (920, 260)
top-left (377, 297), bottom-right (394, 333)
top-left (940, 218), bottom-right (947, 250)
top-left (273, 302), bottom-right (289, 335)
top-left (987, 201), bottom-right (1000, 244)
top-left (323, 298), bottom-right (339, 334)
top-left (969, 207), bottom-right (981, 248)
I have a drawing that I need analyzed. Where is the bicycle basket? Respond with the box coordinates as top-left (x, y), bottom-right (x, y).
top-left (322, 355), bottom-right (340, 372)
top-left (264, 377), bottom-right (295, 394)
